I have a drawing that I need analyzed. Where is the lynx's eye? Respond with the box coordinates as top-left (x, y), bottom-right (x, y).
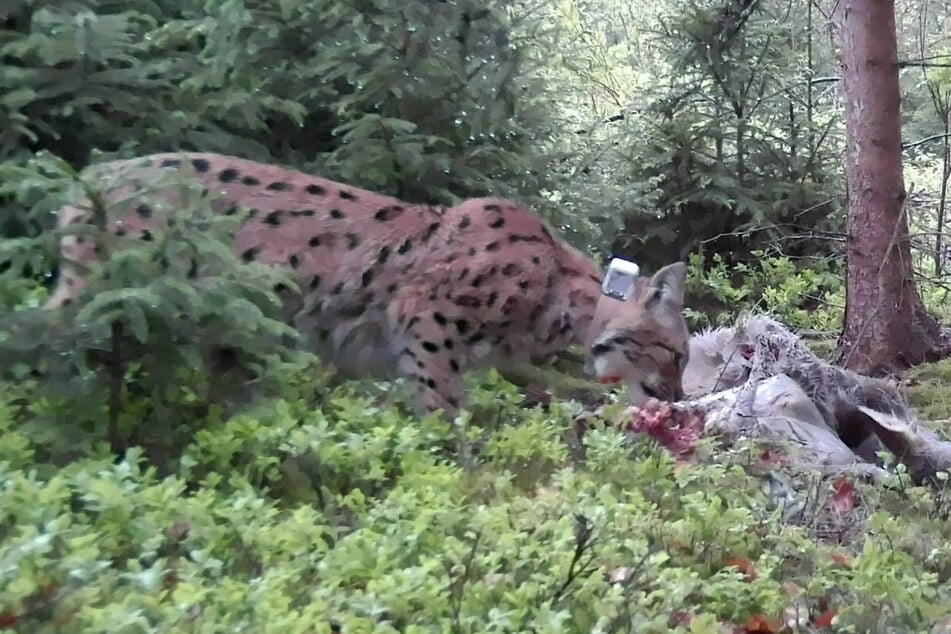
top-left (591, 341), bottom-right (612, 356)
top-left (672, 350), bottom-right (685, 369)
top-left (591, 334), bottom-right (632, 357)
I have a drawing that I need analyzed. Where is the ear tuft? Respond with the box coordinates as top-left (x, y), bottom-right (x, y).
top-left (647, 261), bottom-right (687, 307)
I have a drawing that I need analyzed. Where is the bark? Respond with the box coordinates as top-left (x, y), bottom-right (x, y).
top-left (936, 115), bottom-right (949, 277)
top-left (836, 0), bottom-right (947, 372)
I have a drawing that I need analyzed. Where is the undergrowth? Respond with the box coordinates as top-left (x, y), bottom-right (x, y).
top-left (3, 354), bottom-right (951, 632)
top-left (904, 358), bottom-right (951, 434)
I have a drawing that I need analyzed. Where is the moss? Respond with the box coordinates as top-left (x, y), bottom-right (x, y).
top-left (804, 336), bottom-right (838, 361)
top-left (903, 358), bottom-right (951, 433)
top-left (500, 349), bottom-right (610, 409)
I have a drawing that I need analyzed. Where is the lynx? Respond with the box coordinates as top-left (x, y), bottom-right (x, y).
top-left (45, 152), bottom-right (690, 417)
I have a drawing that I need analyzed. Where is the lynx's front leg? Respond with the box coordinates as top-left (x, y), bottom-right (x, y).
top-left (388, 298), bottom-right (470, 418)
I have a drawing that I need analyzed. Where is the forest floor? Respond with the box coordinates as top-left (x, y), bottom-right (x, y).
top-left (7, 332), bottom-right (951, 632)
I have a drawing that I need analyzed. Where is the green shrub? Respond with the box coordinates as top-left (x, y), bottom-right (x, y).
top-left (684, 250), bottom-right (844, 332)
top-left (4, 367), bottom-right (951, 631)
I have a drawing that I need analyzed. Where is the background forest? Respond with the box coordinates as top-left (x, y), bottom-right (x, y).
top-left (2, 0), bottom-right (951, 632)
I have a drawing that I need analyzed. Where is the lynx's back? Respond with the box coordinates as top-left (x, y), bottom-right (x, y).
top-left (48, 152), bottom-right (691, 416)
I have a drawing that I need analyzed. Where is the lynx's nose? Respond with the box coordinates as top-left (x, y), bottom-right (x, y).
top-left (583, 357), bottom-right (595, 375)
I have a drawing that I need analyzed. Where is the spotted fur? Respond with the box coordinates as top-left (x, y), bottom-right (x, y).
top-left (46, 152), bottom-right (690, 417)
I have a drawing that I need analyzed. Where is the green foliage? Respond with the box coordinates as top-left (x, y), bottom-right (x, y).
top-left (904, 358), bottom-right (951, 426)
top-left (683, 250), bottom-right (843, 331)
top-left (0, 0), bottom-right (564, 217)
top-left (5, 368), bottom-right (951, 631)
top-left (546, 0), bottom-right (847, 270)
top-left (0, 151), bottom-right (301, 459)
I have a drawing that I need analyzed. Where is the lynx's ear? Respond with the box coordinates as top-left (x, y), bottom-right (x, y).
top-left (642, 261), bottom-right (686, 308)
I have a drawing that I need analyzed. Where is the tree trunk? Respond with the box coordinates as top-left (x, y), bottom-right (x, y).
top-left (836, 0), bottom-right (947, 372)
top-left (935, 115), bottom-right (949, 277)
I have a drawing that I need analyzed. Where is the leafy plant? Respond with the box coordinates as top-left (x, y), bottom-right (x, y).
top-left (684, 250), bottom-right (843, 331)
top-left (0, 151), bottom-right (301, 461)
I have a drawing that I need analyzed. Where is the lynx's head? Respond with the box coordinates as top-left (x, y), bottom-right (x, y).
top-left (583, 262), bottom-right (690, 404)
